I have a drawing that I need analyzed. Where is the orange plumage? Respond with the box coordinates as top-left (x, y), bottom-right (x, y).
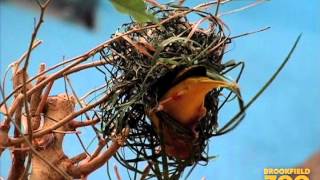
top-left (149, 75), bottom-right (237, 159)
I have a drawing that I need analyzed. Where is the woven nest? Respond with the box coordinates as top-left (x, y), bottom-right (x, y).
top-left (96, 4), bottom-right (245, 179)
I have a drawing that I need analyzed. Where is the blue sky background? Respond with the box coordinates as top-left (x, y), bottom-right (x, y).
top-left (0, 0), bottom-right (319, 179)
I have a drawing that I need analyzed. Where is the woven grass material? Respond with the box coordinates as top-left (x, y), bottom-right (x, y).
top-left (97, 4), bottom-right (244, 179)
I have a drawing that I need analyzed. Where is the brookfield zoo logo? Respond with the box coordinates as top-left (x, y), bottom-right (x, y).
top-left (264, 168), bottom-right (311, 180)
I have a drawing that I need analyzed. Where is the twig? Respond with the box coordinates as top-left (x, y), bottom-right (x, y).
top-left (194, 0), bottom-right (232, 11)
top-left (64, 77), bottom-right (102, 158)
top-left (52, 130), bottom-right (81, 134)
top-left (1, 5), bottom-right (225, 108)
top-left (10, 115), bottom-right (71, 179)
top-left (8, 86), bottom-right (121, 146)
top-left (114, 165), bottom-right (122, 180)
top-left (21, 0), bottom-right (51, 150)
top-left (35, 81), bottom-right (53, 116)
top-left (69, 119), bottom-right (100, 129)
top-left (1, 40), bottom-right (42, 101)
top-left (0, 84), bottom-right (11, 156)
top-left (231, 26), bottom-right (270, 39)
top-left (68, 140), bottom-right (120, 178)
top-left (8, 101), bottom-right (25, 180)
top-left (76, 133), bottom-right (91, 157)
top-left (215, 0), bottom-right (221, 16)
top-left (30, 63), bottom-right (47, 130)
top-left (219, 0), bottom-right (267, 17)
top-left (65, 76), bottom-right (102, 141)
top-left (89, 139), bottom-right (106, 161)
top-left (80, 84), bottom-right (108, 101)
top-left (70, 153), bottom-right (87, 164)
top-left (68, 128), bottom-right (129, 178)
top-left (16, 39), bottom-right (42, 69)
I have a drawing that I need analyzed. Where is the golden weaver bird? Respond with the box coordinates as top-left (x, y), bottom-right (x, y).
top-left (149, 67), bottom-right (238, 159)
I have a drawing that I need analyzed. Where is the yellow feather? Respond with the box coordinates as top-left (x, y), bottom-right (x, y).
top-left (151, 76), bottom-right (237, 125)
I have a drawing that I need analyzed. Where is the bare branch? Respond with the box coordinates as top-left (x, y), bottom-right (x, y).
top-left (65, 76), bottom-right (102, 141)
top-left (35, 81), bottom-right (54, 116)
top-left (9, 116), bottom-right (71, 179)
top-left (30, 63), bottom-right (47, 130)
top-left (68, 128), bottom-right (129, 178)
top-left (1, 7), bottom-right (223, 108)
top-left (70, 153), bottom-right (87, 164)
top-left (89, 139), bottom-right (106, 161)
top-left (218, 0), bottom-right (266, 17)
top-left (69, 119), bottom-right (100, 129)
top-left (8, 97), bottom-right (25, 180)
top-left (80, 84), bottom-right (107, 101)
top-left (114, 165), bottom-right (122, 180)
top-left (230, 26), bottom-right (270, 39)
top-left (8, 88), bottom-right (119, 146)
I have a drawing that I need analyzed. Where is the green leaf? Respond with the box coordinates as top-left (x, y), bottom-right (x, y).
top-left (110, 0), bottom-right (155, 23)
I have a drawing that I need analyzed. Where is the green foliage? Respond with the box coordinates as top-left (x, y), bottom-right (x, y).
top-left (110, 0), bottom-right (155, 23)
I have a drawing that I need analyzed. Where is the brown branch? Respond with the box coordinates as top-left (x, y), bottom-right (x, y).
top-left (21, 0), bottom-right (52, 147)
top-left (9, 115), bottom-right (71, 179)
top-left (68, 141), bottom-right (120, 178)
top-left (65, 76), bottom-right (102, 141)
top-left (187, 16), bottom-right (209, 40)
top-left (64, 76), bottom-right (102, 157)
top-left (4, 56), bottom-right (110, 119)
top-left (4, 58), bottom-right (108, 111)
top-left (76, 133), bottom-right (91, 157)
top-left (70, 153), bottom-right (87, 164)
top-left (52, 130), bottom-right (80, 134)
top-left (89, 139), bottom-right (106, 161)
top-left (0, 84), bottom-right (11, 156)
top-left (30, 64), bottom-right (47, 130)
top-left (23, 0), bottom-right (50, 70)
top-left (114, 165), bottom-right (122, 180)
top-left (64, 60), bottom-right (108, 76)
top-left (69, 119), bottom-right (100, 129)
top-left (68, 128), bottom-right (129, 178)
top-left (0, 122), bottom-right (10, 156)
top-left (4, 56), bottom-right (29, 176)
top-left (35, 80), bottom-right (53, 116)
top-left (8, 93), bottom-right (24, 118)
top-left (1, 6), bottom-right (215, 109)
top-left (16, 40), bottom-right (42, 68)
top-left (1, 57), bottom-right (109, 113)
top-left (8, 88), bottom-right (118, 146)
top-left (1, 40), bottom-right (42, 101)
top-left (8, 99), bottom-right (26, 180)
top-left (22, 69), bottom-right (33, 148)
top-left (121, 35), bottom-right (153, 59)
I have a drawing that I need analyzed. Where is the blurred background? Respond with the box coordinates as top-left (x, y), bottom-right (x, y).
top-left (0, 0), bottom-right (319, 179)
